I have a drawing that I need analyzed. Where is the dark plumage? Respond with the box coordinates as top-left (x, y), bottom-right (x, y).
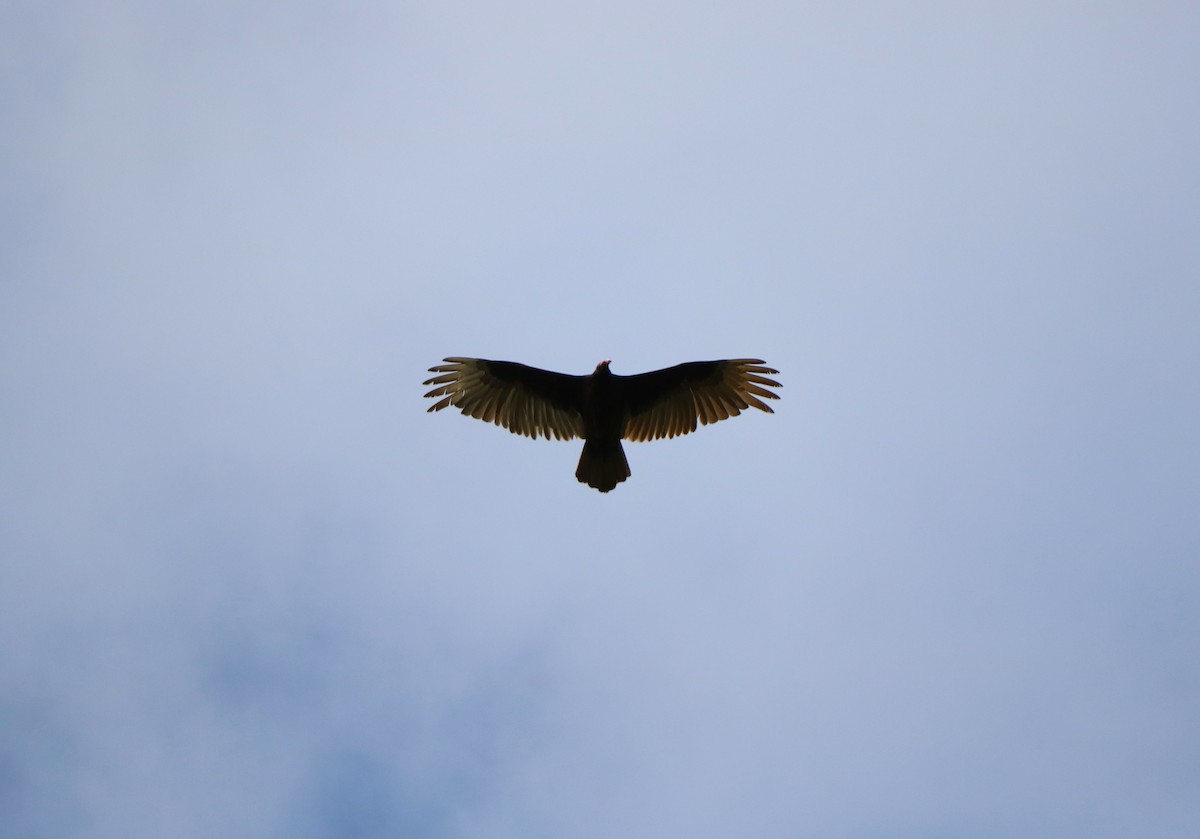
top-left (423, 357), bottom-right (781, 492)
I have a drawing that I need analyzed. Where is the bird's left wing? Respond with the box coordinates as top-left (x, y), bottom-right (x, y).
top-left (423, 358), bottom-right (585, 440)
top-left (620, 359), bottom-right (781, 442)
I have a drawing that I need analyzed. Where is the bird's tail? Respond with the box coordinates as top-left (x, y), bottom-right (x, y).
top-left (576, 440), bottom-right (630, 493)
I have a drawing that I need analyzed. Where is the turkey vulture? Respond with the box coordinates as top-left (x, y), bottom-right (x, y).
top-left (423, 357), bottom-right (781, 492)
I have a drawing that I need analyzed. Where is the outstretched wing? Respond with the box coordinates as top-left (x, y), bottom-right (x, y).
top-left (423, 357), bottom-right (586, 440)
top-left (620, 359), bottom-right (781, 442)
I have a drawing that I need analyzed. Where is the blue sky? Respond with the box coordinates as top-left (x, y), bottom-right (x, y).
top-left (3, 3), bottom-right (1199, 837)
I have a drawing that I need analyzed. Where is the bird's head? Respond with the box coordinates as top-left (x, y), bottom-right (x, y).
top-left (595, 360), bottom-right (612, 376)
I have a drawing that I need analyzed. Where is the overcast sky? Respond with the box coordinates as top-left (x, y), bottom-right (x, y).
top-left (3, 3), bottom-right (1199, 837)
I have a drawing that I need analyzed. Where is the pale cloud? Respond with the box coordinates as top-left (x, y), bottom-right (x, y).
top-left (3, 3), bottom-right (1199, 838)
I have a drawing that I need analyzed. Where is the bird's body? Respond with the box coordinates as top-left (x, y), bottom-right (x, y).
top-left (574, 361), bottom-right (630, 490)
top-left (423, 357), bottom-right (781, 492)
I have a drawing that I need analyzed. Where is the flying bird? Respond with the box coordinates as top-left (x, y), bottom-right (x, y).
top-left (423, 357), bottom-right (781, 492)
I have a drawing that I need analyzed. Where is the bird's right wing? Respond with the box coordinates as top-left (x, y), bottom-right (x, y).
top-left (423, 358), bottom-right (585, 440)
top-left (620, 359), bottom-right (781, 442)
